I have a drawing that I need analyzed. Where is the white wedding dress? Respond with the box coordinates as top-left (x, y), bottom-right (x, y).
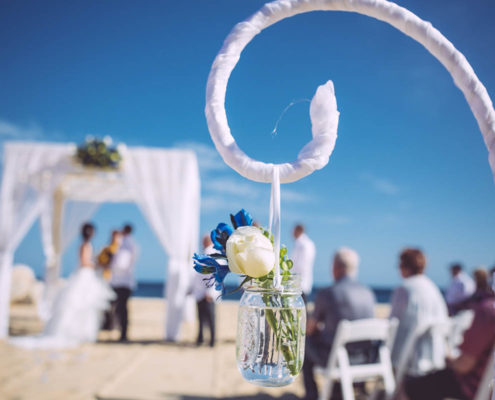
top-left (11, 262), bottom-right (115, 349)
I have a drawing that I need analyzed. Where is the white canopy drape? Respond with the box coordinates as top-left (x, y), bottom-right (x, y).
top-left (0, 141), bottom-right (200, 341)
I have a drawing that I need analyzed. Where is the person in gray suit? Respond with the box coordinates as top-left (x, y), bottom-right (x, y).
top-left (302, 247), bottom-right (376, 400)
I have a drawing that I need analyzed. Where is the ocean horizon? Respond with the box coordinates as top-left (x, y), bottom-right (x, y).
top-left (133, 281), bottom-right (396, 304)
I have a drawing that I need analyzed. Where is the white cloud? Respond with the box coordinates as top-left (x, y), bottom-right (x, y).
top-left (281, 188), bottom-right (314, 203)
top-left (204, 177), bottom-right (261, 198)
top-left (361, 172), bottom-right (400, 195)
top-left (321, 215), bottom-right (352, 225)
top-left (174, 140), bottom-right (227, 172)
top-left (0, 119), bottom-right (43, 139)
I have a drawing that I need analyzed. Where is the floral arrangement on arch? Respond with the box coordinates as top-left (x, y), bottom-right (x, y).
top-left (75, 136), bottom-right (122, 170)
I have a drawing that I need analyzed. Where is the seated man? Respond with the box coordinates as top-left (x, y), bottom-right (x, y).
top-left (405, 293), bottom-right (495, 400)
top-left (390, 248), bottom-right (448, 377)
top-left (302, 247), bottom-right (376, 400)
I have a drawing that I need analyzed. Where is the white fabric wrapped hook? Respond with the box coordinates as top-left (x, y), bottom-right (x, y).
top-left (205, 0), bottom-right (495, 182)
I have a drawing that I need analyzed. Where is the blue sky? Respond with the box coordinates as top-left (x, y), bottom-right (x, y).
top-left (1, 0), bottom-right (494, 289)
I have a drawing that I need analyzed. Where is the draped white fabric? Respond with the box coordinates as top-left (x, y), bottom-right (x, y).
top-left (0, 143), bottom-right (72, 337)
top-left (0, 142), bottom-right (200, 340)
top-left (122, 147), bottom-right (200, 340)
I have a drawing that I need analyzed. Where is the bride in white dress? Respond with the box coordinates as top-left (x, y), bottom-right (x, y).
top-left (11, 223), bottom-right (116, 349)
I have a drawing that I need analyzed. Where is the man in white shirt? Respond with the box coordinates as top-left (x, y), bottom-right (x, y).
top-left (290, 224), bottom-right (316, 302)
top-left (192, 235), bottom-right (220, 347)
top-left (110, 224), bottom-right (138, 342)
top-left (445, 263), bottom-right (475, 314)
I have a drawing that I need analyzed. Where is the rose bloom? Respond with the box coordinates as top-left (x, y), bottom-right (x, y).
top-left (226, 226), bottom-right (275, 278)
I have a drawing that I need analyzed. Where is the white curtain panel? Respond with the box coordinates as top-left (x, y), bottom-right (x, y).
top-left (0, 142), bottom-right (72, 338)
top-left (123, 147), bottom-right (200, 341)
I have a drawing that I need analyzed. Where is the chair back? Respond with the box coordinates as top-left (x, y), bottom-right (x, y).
top-left (394, 318), bottom-right (451, 388)
top-left (319, 318), bottom-right (398, 400)
top-left (448, 310), bottom-right (474, 357)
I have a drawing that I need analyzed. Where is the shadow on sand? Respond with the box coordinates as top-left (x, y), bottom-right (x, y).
top-left (97, 394), bottom-right (301, 400)
top-left (96, 338), bottom-right (236, 347)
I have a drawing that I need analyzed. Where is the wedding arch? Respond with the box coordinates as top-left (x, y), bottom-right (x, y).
top-left (0, 141), bottom-right (200, 340)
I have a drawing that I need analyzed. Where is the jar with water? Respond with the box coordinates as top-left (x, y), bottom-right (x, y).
top-left (236, 275), bottom-right (306, 386)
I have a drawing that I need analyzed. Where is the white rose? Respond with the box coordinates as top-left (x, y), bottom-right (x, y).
top-left (226, 226), bottom-right (275, 278)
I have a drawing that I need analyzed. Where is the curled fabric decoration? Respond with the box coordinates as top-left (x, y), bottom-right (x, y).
top-left (205, 0), bottom-right (495, 183)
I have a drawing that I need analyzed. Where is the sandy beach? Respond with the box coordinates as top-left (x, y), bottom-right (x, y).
top-left (1, 298), bottom-right (390, 400)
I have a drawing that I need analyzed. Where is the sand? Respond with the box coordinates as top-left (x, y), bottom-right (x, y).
top-left (0, 299), bottom-right (390, 400)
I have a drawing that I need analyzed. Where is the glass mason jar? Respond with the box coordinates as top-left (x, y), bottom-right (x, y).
top-left (236, 275), bottom-right (306, 387)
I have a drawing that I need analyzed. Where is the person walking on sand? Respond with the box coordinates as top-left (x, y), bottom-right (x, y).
top-left (290, 224), bottom-right (316, 302)
top-left (192, 234), bottom-right (220, 347)
top-left (110, 224), bottom-right (138, 342)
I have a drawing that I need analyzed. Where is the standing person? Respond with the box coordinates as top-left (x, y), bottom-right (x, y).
top-left (445, 263), bottom-right (475, 315)
top-left (302, 247), bottom-right (375, 400)
top-left (290, 224), bottom-right (316, 302)
top-left (390, 248), bottom-right (448, 377)
top-left (11, 223), bottom-right (115, 348)
top-left (110, 224), bottom-right (138, 342)
top-left (98, 230), bottom-right (122, 331)
top-left (192, 234), bottom-right (220, 347)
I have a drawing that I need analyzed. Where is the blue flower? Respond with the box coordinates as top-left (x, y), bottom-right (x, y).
top-left (193, 253), bottom-right (230, 294)
top-left (230, 209), bottom-right (253, 229)
top-left (210, 223), bottom-right (233, 254)
top-left (194, 209), bottom-right (254, 295)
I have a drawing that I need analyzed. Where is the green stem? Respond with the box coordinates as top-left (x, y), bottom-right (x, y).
top-left (261, 294), bottom-right (300, 376)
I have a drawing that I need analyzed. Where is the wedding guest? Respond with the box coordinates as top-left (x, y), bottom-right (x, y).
top-left (405, 292), bottom-right (495, 400)
top-left (454, 267), bottom-right (493, 313)
top-left (390, 248), bottom-right (448, 377)
top-left (290, 224), bottom-right (316, 301)
top-left (192, 234), bottom-right (220, 347)
top-left (302, 247), bottom-right (375, 400)
top-left (98, 230), bottom-right (123, 331)
top-left (110, 224), bottom-right (138, 342)
top-left (491, 266), bottom-right (495, 292)
top-left (97, 230), bottom-right (122, 278)
top-left (445, 263), bottom-right (475, 315)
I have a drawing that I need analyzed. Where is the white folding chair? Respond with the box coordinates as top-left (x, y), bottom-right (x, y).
top-left (448, 310), bottom-right (474, 358)
top-left (314, 318), bottom-right (398, 400)
top-left (393, 318), bottom-right (451, 392)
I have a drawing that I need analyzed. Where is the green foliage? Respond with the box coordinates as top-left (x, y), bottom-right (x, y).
top-left (75, 138), bottom-right (122, 169)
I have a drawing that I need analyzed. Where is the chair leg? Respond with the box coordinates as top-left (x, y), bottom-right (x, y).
top-left (380, 348), bottom-right (396, 400)
top-left (319, 377), bottom-right (333, 400)
top-left (338, 349), bottom-right (355, 400)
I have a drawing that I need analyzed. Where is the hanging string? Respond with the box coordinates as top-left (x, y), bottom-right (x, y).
top-left (270, 99), bottom-right (310, 137)
top-left (269, 165), bottom-right (281, 289)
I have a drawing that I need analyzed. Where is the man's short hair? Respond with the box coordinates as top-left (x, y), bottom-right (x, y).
top-left (294, 224), bottom-right (304, 233)
top-left (451, 263), bottom-right (463, 274)
top-left (123, 224), bottom-right (133, 235)
top-left (400, 248), bottom-right (426, 275)
top-left (334, 247), bottom-right (360, 278)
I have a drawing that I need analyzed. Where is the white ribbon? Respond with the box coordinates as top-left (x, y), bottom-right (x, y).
top-left (268, 165), bottom-right (281, 289)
